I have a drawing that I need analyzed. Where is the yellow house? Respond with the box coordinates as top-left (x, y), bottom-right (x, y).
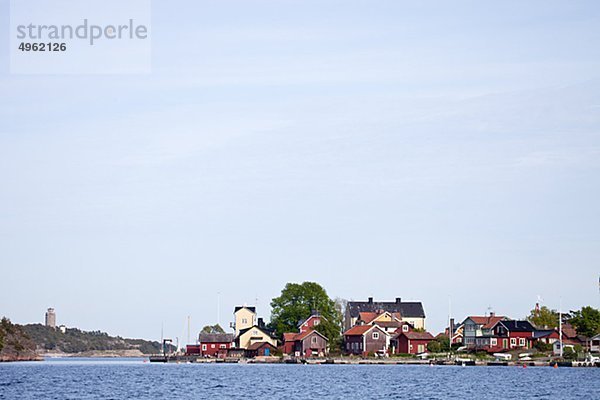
top-left (233, 306), bottom-right (256, 337)
top-left (344, 298), bottom-right (426, 331)
top-left (236, 325), bottom-right (278, 349)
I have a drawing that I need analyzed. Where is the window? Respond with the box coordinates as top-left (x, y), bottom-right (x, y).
top-left (220, 344), bottom-right (226, 349)
top-left (402, 325), bottom-right (409, 332)
top-left (211, 344), bottom-right (215, 349)
top-left (314, 320), bottom-right (320, 326)
top-left (373, 332), bottom-right (379, 340)
top-left (491, 338), bottom-right (497, 346)
top-left (242, 318), bottom-right (248, 324)
top-left (519, 338), bottom-right (526, 347)
top-left (312, 336), bottom-right (318, 344)
top-left (510, 338), bottom-right (516, 346)
top-left (202, 344), bottom-right (207, 351)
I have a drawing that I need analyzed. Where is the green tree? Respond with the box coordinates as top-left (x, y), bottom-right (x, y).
top-left (201, 324), bottom-right (225, 334)
top-left (428, 335), bottom-right (450, 353)
top-left (568, 306), bottom-right (600, 338)
top-left (270, 282), bottom-right (340, 343)
top-left (563, 346), bottom-right (576, 360)
top-left (527, 306), bottom-right (559, 329)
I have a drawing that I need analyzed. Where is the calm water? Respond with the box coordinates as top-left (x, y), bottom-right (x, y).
top-left (1, 358), bottom-right (599, 399)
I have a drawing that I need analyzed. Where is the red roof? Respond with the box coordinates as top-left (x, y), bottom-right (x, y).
top-left (247, 341), bottom-right (276, 351)
top-left (295, 329), bottom-right (327, 341)
top-left (562, 324), bottom-right (578, 339)
top-left (401, 331), bottom-right (435, 340)
top-left (344, 325), bottom-right (376, 336)
top-left (467, 316), bottom-right (506, 329)
top-left (358, 312), bottom-right (378, 323)
top-left (283, 333), bottom-right (298, 342)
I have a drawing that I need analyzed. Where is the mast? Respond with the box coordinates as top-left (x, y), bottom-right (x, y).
top-left (187, 315), bottom-right (191, 346)
top-left (559, 298), bottom-right (563, 358)
top-left (217, 292), bottom-right (221, 326)
top-left (448, 296), bottom-right (452, 353)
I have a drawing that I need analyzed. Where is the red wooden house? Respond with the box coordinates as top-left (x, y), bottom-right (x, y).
top-left (245, 341), bottom-right (277, 357)
top-left (186, 333), bottom-right (235, 358)
top-left (392, 331), bottom-right (434, 354)
top-left (298, 314), bottom-right (322, 333)
top-left (343, 325), bottom-right (388, 356)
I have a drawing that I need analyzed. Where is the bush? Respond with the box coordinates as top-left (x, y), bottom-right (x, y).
top-left (428, 341), bottom-right (441, 353)
top-left (534, 341), bottom-right (552, 352)
top-left (563, 347), bottom-right (576, 360)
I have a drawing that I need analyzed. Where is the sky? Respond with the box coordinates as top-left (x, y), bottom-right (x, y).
top-left (1, 0), bottom-right (599, 343)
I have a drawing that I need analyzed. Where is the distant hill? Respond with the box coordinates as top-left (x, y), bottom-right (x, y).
top-left (21, 324), bottom-right (165, 355)
top-left (0, 318), bottom-right (40, 362)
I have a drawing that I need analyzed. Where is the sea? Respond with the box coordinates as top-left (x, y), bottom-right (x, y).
top-left (0, 358), bottom-right (598, 399)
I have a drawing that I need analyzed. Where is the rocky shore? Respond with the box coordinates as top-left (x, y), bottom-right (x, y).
top-left (0, 318), bottom-right (42, 362)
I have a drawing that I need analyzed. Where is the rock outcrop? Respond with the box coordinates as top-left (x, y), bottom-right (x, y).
top-left (0, 317), bottom-right (42, 362)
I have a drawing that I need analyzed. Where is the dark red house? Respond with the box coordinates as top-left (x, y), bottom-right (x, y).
top-left (392, 331), bottom-right (434, 354)
top-left (186, 333), bottom-right (234, 358)
top-left (245, 341), bottom-right (277, 357)
top-left (282, 329), bottom-right (329, 357)
top-left (344, 325), bottom-right (388, 356)
top-left (298, 313), bottom-right (322, 333)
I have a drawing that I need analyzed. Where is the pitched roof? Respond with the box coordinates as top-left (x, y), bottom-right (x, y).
top-left (297, 313), bottom-right (323, 327)
top-left (348, 299), bottom-right (425, 318)
top-left (238, 325), bottom-right (276, 338)
top-left (533, 329), bottom-right (558, 339)
top-left (294, 329), bottom-right (328, 342)
top-left (246, 341), bottom-right (276, 351)
top-left (234, 306), bottom-right (256, 313)
top-left (198, 333), bottom-right (235, 343)
top-left (464, 316), bottom-right (506, 329)
top-left (401, 331), bottom-right (435, 340)
top-left (343, 325), bottom-right (386, 336)
top-left (358, 312), bottom-right (378, 323)
top-left (344, 325), bottom-right (373, 336)
top-left (562, 324), bottom-right (578, 339)
top-left (283, 332), bottom-right (298, 342)
top-left (498, 320), bottom-right (535, 332)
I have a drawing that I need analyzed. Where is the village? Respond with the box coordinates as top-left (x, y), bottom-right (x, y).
top-left (153, 294), bottom-right (600, 367)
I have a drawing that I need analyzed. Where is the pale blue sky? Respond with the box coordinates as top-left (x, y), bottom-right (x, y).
top-left (1, 0), bottom-right (600, 342)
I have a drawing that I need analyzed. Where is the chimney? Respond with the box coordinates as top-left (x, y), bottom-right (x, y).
top-left (395, 297), bottom-right (401, 304)
top-left (258, 318), bottom-right (264, 328)
top-left (368, 297), bottom-right (373, 304)
top-left (490, 312), bottom-right (495, 317)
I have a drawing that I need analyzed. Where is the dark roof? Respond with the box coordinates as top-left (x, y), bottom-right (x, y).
top-left (498, 320), bottom-right (535, 332)
top-left (533, 329), bottom-right (557, 339)
top-left (348, 299), bottom-right (425, 318)
top-left (198, 333), bottom-right (235, 343)
top-left (238, 325), bottom-right (276, 338)
top-left (234, 306), bottom-right (256, 313)
top-left (297, 313), bottom-right (323, 327)
top-left (246, 341), bottom-right (276, 351)
top-left (399, 331), bottom-right (435, 341)
top-left (295, 329), bottom-right (328, 342)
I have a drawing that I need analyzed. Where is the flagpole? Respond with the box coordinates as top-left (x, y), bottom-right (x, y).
top-left (559, 297), bottom-right (563, 358)
top-left (448, 296), bottom-right (452, 354)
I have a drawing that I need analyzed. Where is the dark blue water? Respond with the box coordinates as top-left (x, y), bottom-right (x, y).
top-left (1, 358), bottom-right (598, 399)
